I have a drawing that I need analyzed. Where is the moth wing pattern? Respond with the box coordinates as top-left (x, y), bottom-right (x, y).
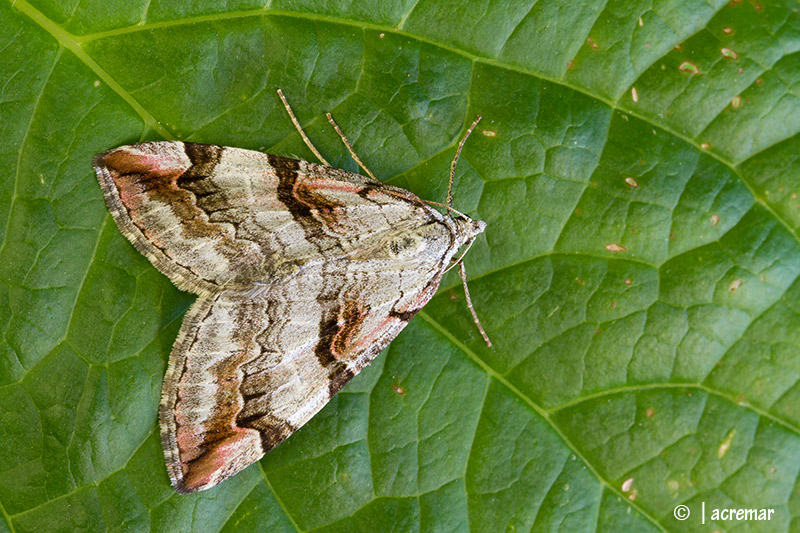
top-left (93, 142), bottom-right (433, 295)
top-left (94, 141), bottom-right (486, 493)
top-left (161, 260), bottom-right (442, 493)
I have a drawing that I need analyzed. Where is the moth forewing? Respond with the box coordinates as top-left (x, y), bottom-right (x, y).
top-left (93, 93), bottom-right (488, 493)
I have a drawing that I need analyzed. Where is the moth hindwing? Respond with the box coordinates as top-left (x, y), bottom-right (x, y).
top-left (93, 112), bottom-right (486, 493)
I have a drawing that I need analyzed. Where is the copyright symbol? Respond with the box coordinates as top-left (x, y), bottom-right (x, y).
top-left (674, 505), bottom-right (690, 520)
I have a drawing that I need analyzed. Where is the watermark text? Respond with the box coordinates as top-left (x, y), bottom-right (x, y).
top-left (673, 503), bottom-right (774, 524)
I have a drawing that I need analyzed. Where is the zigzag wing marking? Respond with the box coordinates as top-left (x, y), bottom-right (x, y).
top-left (161, 258), bottom-right (446, 493)
top-left (93, 142), bottom-right (433, 294)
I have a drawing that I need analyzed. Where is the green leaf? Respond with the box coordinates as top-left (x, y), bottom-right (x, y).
top-left (2, 0), bottom-right (800, 531)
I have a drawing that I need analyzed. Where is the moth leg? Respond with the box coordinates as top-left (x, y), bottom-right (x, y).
top-left (443, 235), bottom-right (477, 275)
top-left (325, 112), bottom-right (379, 182)
top-left (459, 261), bottom-right (492, 347)
top-left (276, 89), bottom-right (330, 166)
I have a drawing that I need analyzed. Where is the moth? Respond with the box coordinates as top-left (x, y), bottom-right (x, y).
top-left (93, 90), bottom-right (490, 493)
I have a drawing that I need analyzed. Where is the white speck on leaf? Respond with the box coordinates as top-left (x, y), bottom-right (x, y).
top-left (622, 478), bottom-right (634, 492)
top-left (718, 430), bottom-right (736, 458)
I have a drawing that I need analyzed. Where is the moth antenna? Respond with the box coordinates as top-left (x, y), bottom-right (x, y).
top-left (424, 200), bottom-right (469, 220)
top-left (459, 262), bottom-right (492, 347)
top-left (276, 89), bottom-right (330, 166)
top-left (447, 115), bottom-right (482, 211)
top-left (326, 113), bottom-right (378, 182)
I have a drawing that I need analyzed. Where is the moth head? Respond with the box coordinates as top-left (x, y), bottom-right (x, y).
top-left (439, 213), bottom-right (485, 277)
top-left (459, 217), bottom-right (486, 238)
top-left (451, 215), bottom-right (486, 248)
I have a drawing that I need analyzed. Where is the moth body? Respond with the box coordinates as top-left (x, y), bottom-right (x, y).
top-left (94, 139), bottom-right (486, 493)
